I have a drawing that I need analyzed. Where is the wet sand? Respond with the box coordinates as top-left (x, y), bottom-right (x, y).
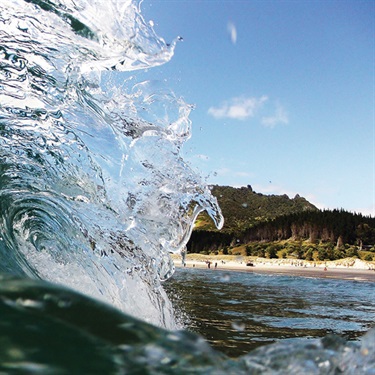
top-left (172, 255), bottom-right (375, 283)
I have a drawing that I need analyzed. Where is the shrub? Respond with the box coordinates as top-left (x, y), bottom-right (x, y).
top-left (266, 245), bottom-right (278, 259)
top-left (305, 248), bottom-right (313, 261)
top-left (245, 245), bottom-right (252, 256)
top-left (346, 247), bottom-right (359, 258)
top-left (317, 248), bottom-right (328, 261)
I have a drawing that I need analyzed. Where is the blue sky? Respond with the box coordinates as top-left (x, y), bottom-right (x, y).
top-left (140, 0), bottom-right (374, 216)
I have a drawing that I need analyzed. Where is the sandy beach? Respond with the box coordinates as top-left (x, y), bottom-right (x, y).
top-left (171, 254), bottom-right (375, 282)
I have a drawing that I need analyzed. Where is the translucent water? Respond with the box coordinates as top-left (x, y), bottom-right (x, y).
top-left (0, 0), bottom-right (222, 329)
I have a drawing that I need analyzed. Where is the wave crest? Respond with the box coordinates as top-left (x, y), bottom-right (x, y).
top-left (0, 0), bottom-right (223, 328)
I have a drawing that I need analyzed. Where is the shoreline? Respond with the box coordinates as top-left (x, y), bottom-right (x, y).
top-left (171, 254), bottom-right (375, 282)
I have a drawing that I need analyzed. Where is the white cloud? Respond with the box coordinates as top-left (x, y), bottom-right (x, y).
top-left (227, 21), bottom-right (237, 44)
top-left (208, 96), bottom-right (268, 120)
top-left (261, 103), bottom-right (289, 128)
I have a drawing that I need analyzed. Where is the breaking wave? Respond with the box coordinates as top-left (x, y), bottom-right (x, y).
top-left (0, 0), bottom-right (222, 329)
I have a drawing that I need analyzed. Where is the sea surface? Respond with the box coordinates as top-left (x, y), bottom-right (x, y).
top-left (165, 267), bottom-right (375, 358)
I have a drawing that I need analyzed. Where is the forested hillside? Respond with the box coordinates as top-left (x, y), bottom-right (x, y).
top-left (195, 185), bottom-right (318, 233)
top-left (188, 186), bottom-right (375, 261)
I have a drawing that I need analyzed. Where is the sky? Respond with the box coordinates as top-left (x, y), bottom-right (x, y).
top-left (140, 0), bottom-right (374, 217)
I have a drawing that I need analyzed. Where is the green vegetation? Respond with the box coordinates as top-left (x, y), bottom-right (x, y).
top-left (195, 185), bottom-right (318, 232)
top-left (188, 185), bottom-right (375, 262)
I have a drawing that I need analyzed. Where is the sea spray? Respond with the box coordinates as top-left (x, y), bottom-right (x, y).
top-left (0, 0), bottom-right (223, 328)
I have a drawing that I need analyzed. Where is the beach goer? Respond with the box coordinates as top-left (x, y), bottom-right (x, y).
top-left (214, 262), bottom-right (217, 269)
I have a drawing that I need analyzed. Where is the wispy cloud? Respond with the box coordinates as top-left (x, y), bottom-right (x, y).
top-left (208, 96), bottom-right (289, 128)
top-left (208, 96), bottom-right (268, 120)
top-left (261, 102), bottom-right (289, 128)
top-left (227, 21), bottom-right (237, 44)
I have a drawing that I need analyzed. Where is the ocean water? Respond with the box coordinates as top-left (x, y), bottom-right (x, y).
top-left (0, 0), bottom-right (374, 373)
top-left (165, 268), bottom-right (375, 357)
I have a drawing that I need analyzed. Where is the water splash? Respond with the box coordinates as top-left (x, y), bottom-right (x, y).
top-left (0, 0), bottom-right (223, 328)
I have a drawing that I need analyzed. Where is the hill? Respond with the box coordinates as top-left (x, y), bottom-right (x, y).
top-left (195, 185), bottom-right (318, 233)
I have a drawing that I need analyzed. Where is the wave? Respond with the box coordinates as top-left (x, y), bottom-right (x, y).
top-left (0, 0), bottom-right (223, 329)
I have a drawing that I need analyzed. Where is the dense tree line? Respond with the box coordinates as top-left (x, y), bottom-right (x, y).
top-left (240, 209), bottom-right (375, 246)
top-left (187, 209), bottom-right (375, 257)
top-left (187, 230), bottom-right (232, 254)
